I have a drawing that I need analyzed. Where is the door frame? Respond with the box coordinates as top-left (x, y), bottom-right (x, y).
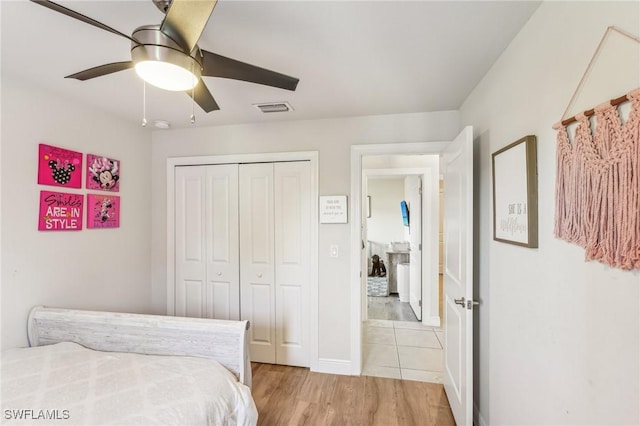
top-left (350, 142), bottom-right (447, 374)
top-left (167, 151), bottom-right (319, 371)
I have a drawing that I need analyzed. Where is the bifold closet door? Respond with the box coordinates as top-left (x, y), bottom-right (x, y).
top-left (240, 161), bottom-right (311, 366)
top-left (175, 164), bottom-right (240, 320)
top-left (239, 163), bottom-right (276, 363)
top-left (274, 161), bottom-right (311, 367)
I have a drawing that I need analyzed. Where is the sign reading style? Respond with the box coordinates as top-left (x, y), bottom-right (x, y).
top-left (38, 191), bottom-right (83, 231)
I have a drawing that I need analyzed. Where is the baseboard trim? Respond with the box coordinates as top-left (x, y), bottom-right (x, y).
top-left (422, 315), bottom-right (441, 327)
top-left (474, 402), bottom-right (488, 426)
top-left (315, 358), bottom-right (352, 376)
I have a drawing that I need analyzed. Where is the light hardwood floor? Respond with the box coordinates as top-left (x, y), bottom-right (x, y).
top-left (251, 363), bottom-right (455, 426)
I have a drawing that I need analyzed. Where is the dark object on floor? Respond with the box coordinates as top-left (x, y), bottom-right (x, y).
top-left (370, 254), bottom-right (380, 276)
top-left (370, 254), bottom-right (386, 277)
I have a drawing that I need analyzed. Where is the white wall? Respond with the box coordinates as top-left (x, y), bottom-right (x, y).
top-left (1, 76), bottom-right (153, 349)
top-left (460, 2), bottom-right (640, 424)
top-left (366, 177), bottom-right (405, 255)
top-left (151, 111), bottom-right (459, 363)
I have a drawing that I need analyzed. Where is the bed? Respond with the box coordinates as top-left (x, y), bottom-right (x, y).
top-left (1, 306), bottom-right (258, 425)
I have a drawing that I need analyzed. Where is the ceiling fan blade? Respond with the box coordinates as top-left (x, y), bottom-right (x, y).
top-left (65, 62), bottom-right (134, 81)
top-left (201, 50), bottom-right (299, 91)
top-left (187, 80), bottom-right (220, 113)
top-left (30, 0), bottom-right (139, 44)
top-left (160, 0), bottom-right (217, 52)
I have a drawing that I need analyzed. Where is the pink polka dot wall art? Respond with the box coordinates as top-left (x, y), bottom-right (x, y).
top-left (37, 143), bottom-right (82, 188)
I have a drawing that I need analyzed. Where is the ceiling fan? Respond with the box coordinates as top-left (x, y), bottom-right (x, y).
top-left (30, 0), bottom-right (300, 113)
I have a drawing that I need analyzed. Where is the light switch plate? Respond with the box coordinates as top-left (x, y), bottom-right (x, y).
top-left (330, 245), bottom-right (339, 258)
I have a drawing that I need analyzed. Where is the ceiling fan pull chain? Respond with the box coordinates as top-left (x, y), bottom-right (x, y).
top-left (141, 81), bottom-right (148, 127)
top-left (190, 85), bottom-right (196, 124)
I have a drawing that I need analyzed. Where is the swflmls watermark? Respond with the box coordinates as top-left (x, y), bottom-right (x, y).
top-left (4, 409), bottom-right (70, 421)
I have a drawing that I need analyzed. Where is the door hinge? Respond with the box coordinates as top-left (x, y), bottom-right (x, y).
top-left (418, 300), bottom-right (422, 307)
top-left (418, 243), bottom-right (422, 251)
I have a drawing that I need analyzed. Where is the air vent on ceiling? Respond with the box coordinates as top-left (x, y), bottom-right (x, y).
top-left (253, 102), bottom-right (294, 114)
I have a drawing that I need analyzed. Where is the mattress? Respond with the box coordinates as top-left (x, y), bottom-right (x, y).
top-left (1, 342), bottom-right (258, 425)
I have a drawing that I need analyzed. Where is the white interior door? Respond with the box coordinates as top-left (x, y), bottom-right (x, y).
top-left (205, 164), bottom-right (240, 320)
top-left (175, 165), bottom-right (240, 320)
top-left (443, 126), bottom-right (474, 426)
top-left (274, 162), bottom-right (311, 367)
top-left (240, 163), bottom-right (276, 364)
top-left (175, 166), bottom-right (207, 318)
top-left (406, 175), bottom-right (422, 320)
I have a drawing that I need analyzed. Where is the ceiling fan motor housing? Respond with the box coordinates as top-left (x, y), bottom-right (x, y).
top-left (131, 25), bottom-right (203, 81)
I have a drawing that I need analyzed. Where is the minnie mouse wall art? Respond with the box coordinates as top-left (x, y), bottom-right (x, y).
top-left (87, 194), bottom-right (120, 229)
top-left (37, 144), bottom-right (82, 188)
top-left (87, 154), bottom-right (120, 192)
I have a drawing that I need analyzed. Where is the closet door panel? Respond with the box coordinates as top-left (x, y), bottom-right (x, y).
top-left (240, 163), bottom-right (276, 364)
top-left (175, 165), bottom-right (240, 320)
top-left (184, 280), bottom-right (204, 317)
top-left (175, 166), bottom-right (207, 317)
top-left (248, 284), bottom-right (273, 343)
top-left (274, 161), bottom-right (311, 367)
top-left (204, 282), bottom-right (230, 319)
top-left (205, 165), bottom-right (240, 320)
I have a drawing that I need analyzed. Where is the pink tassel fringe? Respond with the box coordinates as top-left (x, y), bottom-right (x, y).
top-left (554, 88), bottom-right (640, 270)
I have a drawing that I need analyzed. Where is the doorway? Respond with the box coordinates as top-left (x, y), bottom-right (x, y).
top-left (365, 174), bottom-right (418, 323)
top-left (360, 155), bottom-right (442, 382)
top-left (363, 157), bottom-right (440, 324)
top-left (351, 128), bottom-right (475, 425)
top-left (350, 142), bottom-right (447, 376)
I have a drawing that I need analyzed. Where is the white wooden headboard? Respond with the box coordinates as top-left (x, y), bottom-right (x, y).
top-left (27, 306), bottom-right (252, 387)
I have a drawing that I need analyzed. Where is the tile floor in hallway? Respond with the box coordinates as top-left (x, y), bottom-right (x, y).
top-left (363, 319), bottom-right (444, 384)
top-left (367, 294), bottom-right (418, 321)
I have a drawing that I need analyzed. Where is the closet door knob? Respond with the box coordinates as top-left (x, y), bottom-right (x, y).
top-left (257, 273), bottom-right (262, 278)
top-left (216, 272), bottom-right (222, 276)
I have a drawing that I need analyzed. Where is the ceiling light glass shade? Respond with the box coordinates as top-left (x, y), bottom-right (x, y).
top-left (135, 61), bottom-right (198, 91)
top-left (131, 42), bottom-right (202, 91)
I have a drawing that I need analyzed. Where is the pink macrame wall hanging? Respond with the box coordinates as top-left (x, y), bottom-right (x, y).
top-left (553, 27), bottom-right (640, 270)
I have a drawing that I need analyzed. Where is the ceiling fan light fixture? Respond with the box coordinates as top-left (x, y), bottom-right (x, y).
top-left (135, 60), bottom-right (198, 91)
top-left (131, 39), bottom-right (202, 91)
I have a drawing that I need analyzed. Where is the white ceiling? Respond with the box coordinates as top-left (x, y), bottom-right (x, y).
top-left (1, 0), bottom-right (540, 129)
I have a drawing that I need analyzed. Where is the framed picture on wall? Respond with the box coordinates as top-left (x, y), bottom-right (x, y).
top-left (38, 144), bottom-right (82, 188)
top-left (86, 154), bottom-right (120, 192)
top-left (38, 190), bottom-right (83, 231)
top-left (492, 135), bottom-right (538, 248)
top-left (319, 195), bottom-right (348, 223)
top-left (87, 194), bottom-right (120, 229)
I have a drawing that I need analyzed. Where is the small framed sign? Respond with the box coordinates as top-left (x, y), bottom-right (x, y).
top-left (492, 135), bottom-right (538, 247)
top-left (319, 195), bottom-right (348, 224)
